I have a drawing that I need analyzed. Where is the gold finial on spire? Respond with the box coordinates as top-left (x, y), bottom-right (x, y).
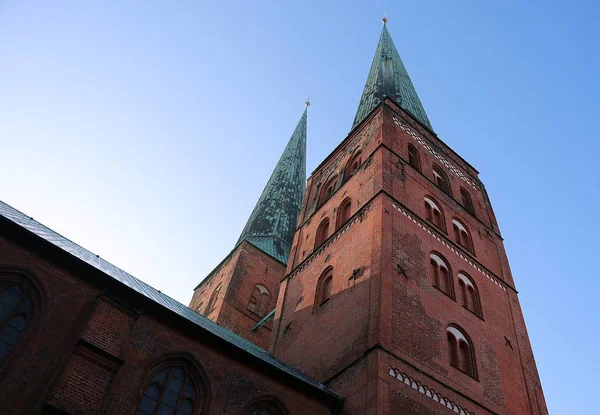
top-left (305, 97), bottom-right (311, 108)
top-left (382, 14), bottom-right (387, 24)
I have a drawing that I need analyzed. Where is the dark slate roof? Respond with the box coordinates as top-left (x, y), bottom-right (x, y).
top-left (236, 108), bottom-right (307, 263)
top-left (352, 23), bottom-right (433, 131)
top-left (0, 199), bottom-right (341, 402)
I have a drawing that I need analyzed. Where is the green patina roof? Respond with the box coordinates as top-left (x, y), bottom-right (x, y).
top-left (352, 23), bottom-right (433, 131)
top-left (236, 108), bottom-right (307, 264)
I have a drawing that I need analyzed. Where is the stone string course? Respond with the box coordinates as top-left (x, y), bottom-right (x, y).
top-left (388, 367), bottom-right (476, 415)
top-left (288, 202), bottom-right (373, 281)
top-left (391, 201), bottom-right (507, 292)
top-left (392, 117), bottom-right (480, 192)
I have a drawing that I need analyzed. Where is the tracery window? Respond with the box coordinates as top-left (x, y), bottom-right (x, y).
top-left (458, 273), bottom-right (482, 317)
top-left (408, 144), bottom-right (421, 172)
top-left (430, 253), bottom-right (454, 298)
top-left (314, 218), bottom-right (330, 249)
top-left (136, 366), bottom-right (198, 415)
top-left (447, 325), bottom-right (477, 378)
top-left (247, 284), bottom-right (270, 317)
top-left (460, 187), bottom-right (475, 215)
top-left (452, 219), bottom-right (474, 254)
top-left (0, 283), bottom-right (34, 365)
top-left (316, 267), bottom-right (333, 307)
top-left (424, 197), bottom-right (445, 231)
top-left (432, 165), bottom-right (452, 196)
top-left (336, 198), bottom-right (352, 230)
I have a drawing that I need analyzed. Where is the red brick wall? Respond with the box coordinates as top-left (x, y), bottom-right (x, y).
top-left (272, 102), bottom-right (547, 414)
top-left (216, 241), bottom-right (285, 349)
top-left (0, 231), bottom-right (336, 414)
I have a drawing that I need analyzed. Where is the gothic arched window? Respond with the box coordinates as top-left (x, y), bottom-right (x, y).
top-left (247, 284), bottom-right (270, 317)
top-left (460, 187), bottom-right (475, 215)
top-left (432, 165), bottom-right (452, 196)
top-left (314, 218), bottom-right (330, 249)
top-left (424, 197), bottom-right (445, 231)
top-left (430, 253), bottom-right (454, 298)
top-left (447, 325), bottom-right (477, 378)
top-left (316, 267), bottom-right (333, 308)
top-left (336, 198), bottom-right (352, 230)
top-left (205, 284), bottom-right (222, 316)
top-left (452, 219), bottom-right (474, 254)
top-left (344, 151), bottom-right (363, 181)
top-left (408, 144), bottom-right (421, 172)
top-left (0, 283), bottom-right (34, 365)
top-left (136, 366), bottom-right (200, 415)
top-left (458, 273), bottom-right (482, 317)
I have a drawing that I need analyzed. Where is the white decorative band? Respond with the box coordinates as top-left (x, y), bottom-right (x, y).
top-left (391, 202), bottom-right (507, 292)
top-left (392, 117), bottom-right (480, 192)
top-left (388, 367), bottom-right (476, 415)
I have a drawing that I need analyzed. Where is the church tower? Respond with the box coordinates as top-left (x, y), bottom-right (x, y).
top-left (189, 106), bottom-right (307, 349)
top-left (270, 21), bottom-right (548, 414)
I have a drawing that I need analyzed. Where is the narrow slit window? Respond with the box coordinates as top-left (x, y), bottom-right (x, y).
top-left (460, 187), bottom-right (475, 215)
top-left (408, 144), bottom-right (421, 172)
top-left (316, 268), bottom-right (334, 307)
top-left (336, 198), bottom-right (352, 230)
top-left (314, 218), bottom-right (330, 249)
top-left (432, 165), bottom-right (452, 196)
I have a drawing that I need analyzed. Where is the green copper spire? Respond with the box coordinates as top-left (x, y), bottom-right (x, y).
top-left (236, 105), bottom-right (308, 264)
top-left (352, 21), bottom-right (433, 130)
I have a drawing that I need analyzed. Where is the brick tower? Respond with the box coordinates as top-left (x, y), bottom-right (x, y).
top-left (270, 21), bottom-right (548, 414)
top-left (189, 106), bottom-right (307, 349)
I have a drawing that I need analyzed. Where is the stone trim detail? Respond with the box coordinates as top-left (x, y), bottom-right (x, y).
top-left (287, 202), bottom-right (373, 280)
top-left (392, 117), bottom-right (480, 192)
top-left (388, 367), bottom-right (476, 415)
top-left (391, 202), bottom-right (507, 292)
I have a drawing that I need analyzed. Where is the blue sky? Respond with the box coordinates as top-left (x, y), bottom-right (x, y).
top-left (1, 1), bottom-right (598, 413)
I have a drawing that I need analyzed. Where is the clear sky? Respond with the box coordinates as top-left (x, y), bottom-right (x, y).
top-left (1, 1), bottom-right (598, 413)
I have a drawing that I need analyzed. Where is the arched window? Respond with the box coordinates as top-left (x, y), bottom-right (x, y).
top-left (314, 218), bottom-right (330, 249)
top-left (452, 219), bottom-right (474, 254)
top-left (318, 176), bottom-right (338, 206)
top-left (315, 268), bottom-right (333, 308)
top-left (408, 144), bottom-right (421, 172)
top-left (336, 198), bottom-right (352, 230)
top-left (430, 253), bottom-right (454, 298)
top-left (136, 366), bottom-right (200, 415)
top-left (0, 283), bottom-right (34, 365)
top-left (447, 326), bottom-right (477, 378)
top-left (424, 197), bottom-right (445, 231)
top-left (344, 151), bottom-right (363, 181)
top-left (460, 187), bottom-right (475, 215)
top-left (205, 284), bottom-right (222, 316)
top-left (247, 284), bottom-right (270, 317)
top-left (458, 273), bottom-right (482, 317)
top-left (432, 165), bottom-right (452, 196)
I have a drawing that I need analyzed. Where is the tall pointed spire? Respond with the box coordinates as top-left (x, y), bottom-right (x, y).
top-left (352, 20), bottom-right (433, 130)
top-left (236, 105), bottom-right (308, 264)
